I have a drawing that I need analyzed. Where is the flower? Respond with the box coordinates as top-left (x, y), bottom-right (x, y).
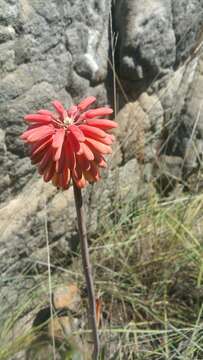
top-left (20, 97), bottom-right (118, 189)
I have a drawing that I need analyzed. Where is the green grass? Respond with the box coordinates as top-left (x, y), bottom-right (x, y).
top-left (0, 190), bottom-right (203, 359)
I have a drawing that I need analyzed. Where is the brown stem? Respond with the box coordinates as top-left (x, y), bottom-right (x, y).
top-left (73, 183), bottom-right (99, 360)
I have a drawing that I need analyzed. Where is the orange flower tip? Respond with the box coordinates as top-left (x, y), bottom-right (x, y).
top-left (74, 178), bottom-right (87, 188)
top-left (93, 173), bottom-right (100, 181)
top-left (99, 161), bottom-right (107, 168)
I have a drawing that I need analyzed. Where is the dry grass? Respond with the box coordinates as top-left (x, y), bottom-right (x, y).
top-left (90, 191), bottom-right (203, 359)
top-left (0, 189), bottom-right (203, 359)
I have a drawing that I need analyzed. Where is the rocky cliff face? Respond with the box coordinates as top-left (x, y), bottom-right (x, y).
top-left (1, 0), bottom-right (203, 279)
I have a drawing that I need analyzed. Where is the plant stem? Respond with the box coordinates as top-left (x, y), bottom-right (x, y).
top-left (73, 183), bottom-right (99, 360)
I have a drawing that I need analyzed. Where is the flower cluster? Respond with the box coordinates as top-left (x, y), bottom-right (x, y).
top-left (20, 97), bottom-right (117, 189)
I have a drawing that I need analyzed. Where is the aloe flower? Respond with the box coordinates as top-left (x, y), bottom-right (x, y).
top-left (20, 97), bottom-right (117, 189)
top-left (20, 96), bottom-right (117, 360)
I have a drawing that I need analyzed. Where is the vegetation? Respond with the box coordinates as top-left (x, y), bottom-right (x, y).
top-left (0, 189), bottom-right (203, 359)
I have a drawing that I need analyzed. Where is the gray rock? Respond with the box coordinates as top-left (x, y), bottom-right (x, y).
top-left (0, 24), bottom-right (15, 43)
top-left (115, 0), bottom-right (176, 80)
top-left (1, 0), bottom-right (203, 316)
top-left (0, 0), bottom-right (19, 25)
top-left (153, 155), bottom-right (184, 196)
top-left (172, 0), bottom-right (203, 64)
top-left (115, 0), bottom-right (203, 81)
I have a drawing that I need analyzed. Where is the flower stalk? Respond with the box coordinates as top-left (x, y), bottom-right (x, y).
top-left (20, 96), bottom-right (118, 359)
top-left (73, 182), bottom-right (99, 360)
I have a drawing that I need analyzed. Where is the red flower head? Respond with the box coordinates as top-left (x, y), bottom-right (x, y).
top-left (20, 97), bottom-right (118, 189)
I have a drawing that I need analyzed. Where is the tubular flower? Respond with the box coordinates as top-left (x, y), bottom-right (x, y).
top-left (20, 97), bottom-right (118, 189)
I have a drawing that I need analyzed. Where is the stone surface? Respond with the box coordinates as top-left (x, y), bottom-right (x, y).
top-left (114, 0), bottom-right (203, 81)
top-left (1, 0), bottom-right (203, 320)
top-left (26, 283), bottom-right (90, 360)
top-left (115, 0), bottom-right (176, 80)
top-left (53, 284), bottom-right (81, 312)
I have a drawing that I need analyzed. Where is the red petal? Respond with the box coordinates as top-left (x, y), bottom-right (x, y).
top-left (94, 153), bottom-right (107, 168)
top-left (64, 137), bottom-right (76, 170)
top-left (85, 137), bottom-right (112, 155)
top-left (69, 124), bottom-right (85, 142)
top-left (76, 176), bottom-right (86, 188)
top-left (98, 158), bottom-right (107, 168)
top-left (52, 170), bottom-right (71, 189)
top-left (38, 147), bottom-right (53, 173)
top-left (90, 161), bottom-right (100, 181)
top-left (77, 154), bottom-right (91, 171)
top-left (78, 124), bottom-right (106, 138)
top-left (65, 168), bottom-right (71, 188)
top-left (20, 128), bottom-right (34, 140)
top-left (55, 153), bottom-right (64, 173)
top-left (56, 140), bottom-right (72, 174)
top-left (23, 126), bottom-right (54, 143)
top-left (52, 173), bottom-right (59, 187)
top-left (57, 169), bottom-right (70, 189)
top-left (31, 146), bottom-right (48, 164)
top-left (68, 132), bottom-right (83, 155)
top-left (52, 100), bottom-right (67, 119)
top-left (84, 171), bottom-right (94, 183)
top-left (43, 161), bottom-right (55, 182)
top-left (72, 162), bottom-right (82, 180)
top-left (86, 119), bottom-right (118, 129)
top-left (52, 128), bottom-right (65, 148)
top-left (28, 129), bottom-right (54, 143)
top-left (52, 128), bottom-right (65, 161)
top-left (31, 136), bottom-right (53, 156)
top-left (80, 143), bottom-right (94, 161)
top-left (92, 134), bottom-right (114, 145)
top-left (21, 125), bottom-right (50, 141)
top-left (73, 173), bottom-right (86, 188)
top-left (80, 107), bottom-right (113, 120)
top-left (24, 114), bottom-right (52, 124)
top-left (84, 162), bottom-right (100, 183)
top-left (77, 96), bottom-right (96, 111)
top-left (67, 105), bottom-right (78, 118)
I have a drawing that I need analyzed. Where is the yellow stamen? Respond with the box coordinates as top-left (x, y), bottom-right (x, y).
top-left (64, 116), bottom-right (73, 125)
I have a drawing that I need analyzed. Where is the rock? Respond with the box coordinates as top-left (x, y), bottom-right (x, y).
top-left (172, 0), bottom-right (203, 64)
top-left (1, 0), bottom-right (203, 310)
top-left (53, 284), bottom-right (81, 312)
top-left (115, 0), bottom-right (176, 80)
top-left (116, 93), bottom-right (164, 163)
top-left (159, 51), bottom-right (203, 189)
top-left (115, 0), bottom-right (203, 82)
top-left (0, 24), bottom-right (15, 43)
top-left (27, 283), bottom-right (90, 360)
top-left (154, 155), bottom-right (183, 195)
top-left (47, 316), bottom-right (80, 341)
